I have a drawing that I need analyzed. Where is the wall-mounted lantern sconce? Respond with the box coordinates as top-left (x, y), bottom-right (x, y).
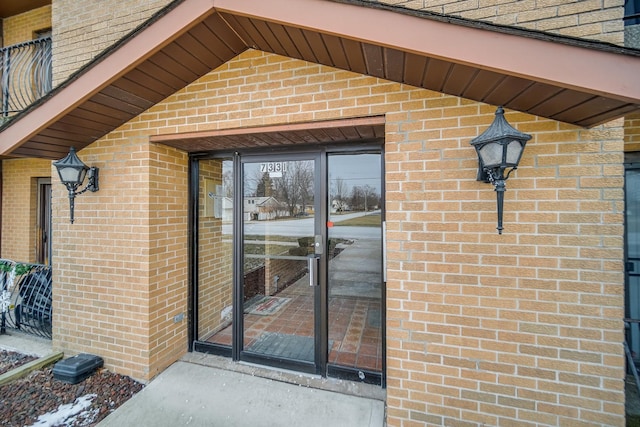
top-left (53, 147), bottom-right (99, 224)
top-left (470, 106), bottom-right (531, 234)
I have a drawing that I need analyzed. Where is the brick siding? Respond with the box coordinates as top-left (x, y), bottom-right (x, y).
top-left (377, 0), bottom-right (624, 45)
top-left (1, 159), bottom-right (52, 263)
top-left (51, 0), bottom-right (171, 86)
top-left (2, 5), bottom-right (51, 46)
top-left (46, 49), bottom-right (626, 425)
top-left (626, 113), bottom-right (640, 150)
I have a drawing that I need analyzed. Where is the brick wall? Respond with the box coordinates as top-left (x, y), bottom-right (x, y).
top-left (2, 5), bottom-right (51, 46)
top-left (51, 0), bottom-right (171, 86)
top-left (52, 139), bottom-right (189, 380)
top-left (378, 0), bottom-right (624, 44)
top-left (626, 113), bottom-right (640, 151)
top-left (51, 49), bottom-right (625, 424)
top-left (1, 159), bottom-right (52, 263)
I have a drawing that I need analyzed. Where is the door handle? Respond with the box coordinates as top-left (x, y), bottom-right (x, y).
top-left (308, 255), bottom-right (319, 287)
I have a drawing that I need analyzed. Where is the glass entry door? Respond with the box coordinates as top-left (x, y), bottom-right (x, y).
top-left (194, 147), bottom-right (384, 383)
top-left (240, 155), bottom-right (322, 372)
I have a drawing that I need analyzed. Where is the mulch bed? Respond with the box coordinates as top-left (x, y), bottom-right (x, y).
top-left (0, 350), bottom-right (144, 427)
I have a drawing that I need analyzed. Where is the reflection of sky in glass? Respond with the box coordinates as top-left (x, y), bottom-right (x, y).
top-left (329, 153), bottom-right (381, 195)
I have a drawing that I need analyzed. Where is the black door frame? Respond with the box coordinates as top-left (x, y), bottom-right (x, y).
top-left (190, 141), bottom-right (385, 383)
top-left (237, 151), bottom-right (325, 374)
top-left (36, 178), bottom-right (52, 265)
top-left (625, 153), bottom-right (640, 357)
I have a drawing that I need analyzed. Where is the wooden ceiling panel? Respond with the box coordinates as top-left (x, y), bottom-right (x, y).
top-left (362, 44), bottom-right (385, 79)
top-left (53, 118), bottom-right (108, 140)
top-left (442, 64), bottom-right (478, 97)
top-left (481, 76), bottom-right (534, 107)
top-left (12, 145), bottom-right (70, 159)
top-left (320, 126), bottom-right (349, 141)
top-left (384, 48), bottom-right (405, 83)
top-left (461, 70), bottom-right (505, 102)
top-left (266, 22), bottom-right (302, 59)
top-left (336, 126), bottom-right (361, 141)
top-left (303, 30), bottom-right (334, 67)
top-left (506, 83), bottom-right (563, 113)
top-left (403, 53), bottom-right (428, 88)
top-left (574, 104), bottom-right (639, 127)
top-left (341, 38), bottom-right (368, 76)
top-left (422, 59), bottom-right (451, 93)
top-left (553, 97), bottom-right (632, 125)
top-left (175, 32), bottom-right (227, 70)
top-left (283, 26), bottom-right (318, 63)
top-left (83, 93), bottom-right (149, 123)
top-left (135, 61), bottom-right (189, 92)
top-left (225, 14), bottom-right (271, 52)
top-left (111, 76), bottom-right (167, 106)
top-left (76, 101), bottom-right (133, 123)
top-left (202, 13), bottom-right (248, 55)
top-left (12, 138), bottom-right (68, 152)
top-left (321, 34), bottom-right (351, 70)
top-left (148, 51), bottom-right (200, 84)
top-left (119, 70), bottom-right (173, 98)
top-left (153, 118), bottom-right (386, 152)
top-left (251, 19), bottom-right (288, 55)
top-left (100, 86), bottom-right (155, 111)
top-left (36, 128), bottom-right (89, 143)
top-left (529, 90), bottom-right (595, 119)
top-left (160, 44), bottom-right (211, 80)
top-left (66, 107), bottom-right (124, 128)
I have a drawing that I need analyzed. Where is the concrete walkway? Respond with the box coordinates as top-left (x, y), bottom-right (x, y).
top-left (0, 330), bottom-right (52, 357)
top-left (98, 360), bottom-right (385, 427)
top-left (0, 332), bottom-right (386, 427)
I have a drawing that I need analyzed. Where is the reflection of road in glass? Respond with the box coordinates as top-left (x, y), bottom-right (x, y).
top-left (223, 211), bottom-right (381, 239)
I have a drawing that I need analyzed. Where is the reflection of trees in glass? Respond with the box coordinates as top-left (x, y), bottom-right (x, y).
top-left (331, 177), bottom-right (348, 212)
top-left (273, 161), bottom-right (314, 216)
top-left (350, 184), bottom-right (380, 212)
top-left (255, 172), bottom-right (274, 197)
top-left (223, 169), bottom-right (233, 198)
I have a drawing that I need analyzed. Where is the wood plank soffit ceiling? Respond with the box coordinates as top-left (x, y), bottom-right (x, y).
top-left (1, 0), bottom-right (639, 159)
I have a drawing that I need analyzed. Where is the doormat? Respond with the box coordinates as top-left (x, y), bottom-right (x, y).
top-left (244, 296), bottom-right (291, 316)
top-left (246, 332), bottom-right (315, 362)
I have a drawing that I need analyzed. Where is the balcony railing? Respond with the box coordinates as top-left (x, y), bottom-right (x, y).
top-left (1, 37), bottom-right (52, 121)
top-left (0, 260), bottom-right (52, 340)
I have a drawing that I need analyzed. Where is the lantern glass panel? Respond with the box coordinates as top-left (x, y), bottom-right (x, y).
top-left (478, 142), bottom-right (503, 169)
top-left (58, 166), bottom-right (87, 185)
top-left (505, 140), bottom-right (524, 166)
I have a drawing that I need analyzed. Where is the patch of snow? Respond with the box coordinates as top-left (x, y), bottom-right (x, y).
top-left (26, 393), bottom-right (98, 427)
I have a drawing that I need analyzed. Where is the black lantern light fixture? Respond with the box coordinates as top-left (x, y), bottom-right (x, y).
top-left (53, 147), bottom-right (99, 224)
top-left (470, 106), bottom-right (531, 235)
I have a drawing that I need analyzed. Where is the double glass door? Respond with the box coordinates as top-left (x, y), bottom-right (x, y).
top-left (194, 148), bottom-right (383, 383)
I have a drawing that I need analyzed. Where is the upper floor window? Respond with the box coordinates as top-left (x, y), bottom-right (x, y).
top-left (626, 0), bottom-right (640, 26)
top-left (35, 28), bottom-right (52, 40)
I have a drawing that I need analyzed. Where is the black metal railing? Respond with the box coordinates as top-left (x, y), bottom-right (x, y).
top-left (1, 37), bottom-right (52, 122)
top-left (0, 260), bottom-right (52, 339)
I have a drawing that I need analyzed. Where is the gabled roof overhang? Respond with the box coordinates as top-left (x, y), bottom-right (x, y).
top-left (1, 0), bottom-right (639, 159)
